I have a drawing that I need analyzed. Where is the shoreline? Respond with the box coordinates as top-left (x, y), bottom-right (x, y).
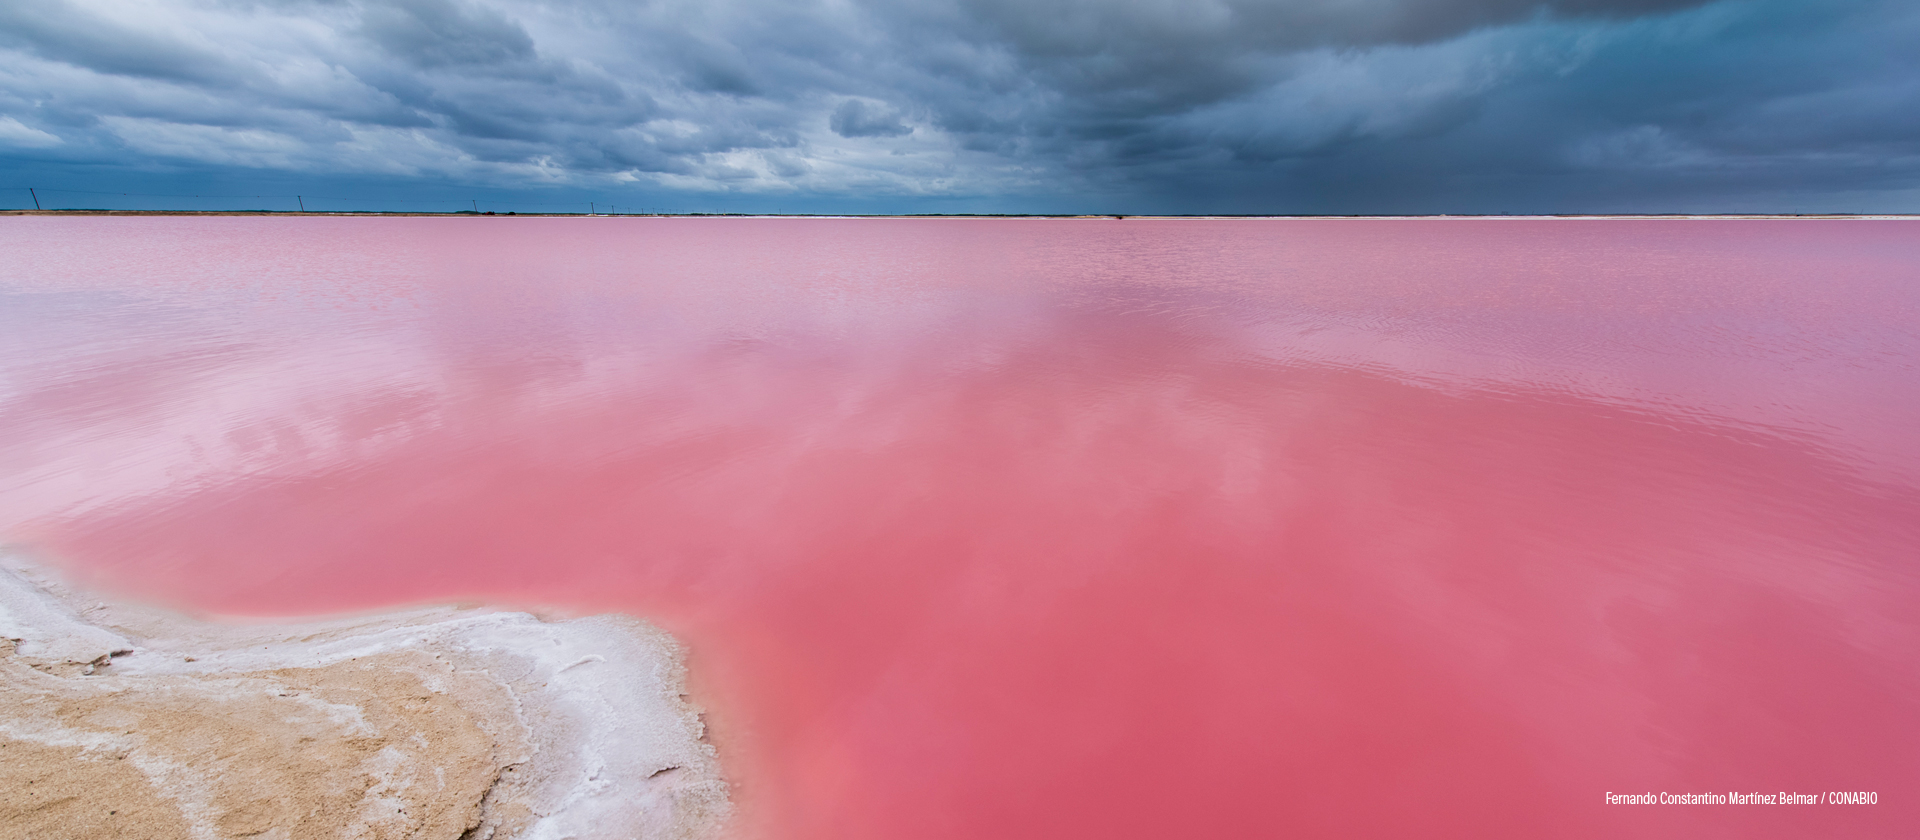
top-left (3, 209), bottom-right (1916, 219)
top-left (0, 553), bottom-right (729, 840)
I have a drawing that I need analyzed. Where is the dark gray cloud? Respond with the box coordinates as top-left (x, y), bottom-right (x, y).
top-left (0, 0), bottom-right (1915, 211)
top-left (929, 0), bottom-right (1714, 109)
top-left (359, 0), bottom-right (536, 68)
top-left (831, 100), bottom-right (911, 138)
top-left (0, 1), bottom-right (240, 85)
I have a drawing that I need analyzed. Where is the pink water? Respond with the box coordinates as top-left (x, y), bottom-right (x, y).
top-left (3, 218), bottom-right (1917, 838)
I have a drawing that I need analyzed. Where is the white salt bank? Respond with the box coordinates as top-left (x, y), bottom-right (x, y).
top-left (0, 554), bottom-right (729, 840)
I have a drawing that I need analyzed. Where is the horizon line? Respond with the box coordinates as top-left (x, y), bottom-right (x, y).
top-left (5, 210), bottom-right (1917, 220)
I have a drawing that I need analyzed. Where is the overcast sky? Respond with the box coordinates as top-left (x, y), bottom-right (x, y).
top-left (2, 0), bottom-right (1916, 213)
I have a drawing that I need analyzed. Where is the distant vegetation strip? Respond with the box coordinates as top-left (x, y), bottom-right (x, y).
top-left (1, 186), bottom-right (705, 215)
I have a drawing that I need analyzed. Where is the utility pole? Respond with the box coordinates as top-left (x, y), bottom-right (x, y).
top-left (297, 195), bottom-right (305, 212)
top-left (29, 188), bottom-right (40, 210)
top-left (472, 199), bottom-right (478, 212)
top-left (590, 202), bottom-right (596, 215)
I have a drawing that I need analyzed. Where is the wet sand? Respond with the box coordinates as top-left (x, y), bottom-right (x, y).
top-left (0, 556), bottom-right (729, 840)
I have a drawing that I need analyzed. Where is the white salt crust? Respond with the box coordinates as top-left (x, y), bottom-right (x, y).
top-left (0, 553), bottom-right (730, 840)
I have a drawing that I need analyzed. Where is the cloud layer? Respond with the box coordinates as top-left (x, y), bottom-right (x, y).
top-left (1, 0), bottom-right (1916, 211)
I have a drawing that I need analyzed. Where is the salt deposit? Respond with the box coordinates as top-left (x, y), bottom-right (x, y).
top-left (0, 554), bottom-right (729, 840)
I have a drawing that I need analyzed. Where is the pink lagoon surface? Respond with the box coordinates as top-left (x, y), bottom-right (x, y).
top-left (2, 217), bottom-right (1917, 838)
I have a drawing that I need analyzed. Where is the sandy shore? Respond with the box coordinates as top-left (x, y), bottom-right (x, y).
top-left (0, 555), bottom-right (729, 840)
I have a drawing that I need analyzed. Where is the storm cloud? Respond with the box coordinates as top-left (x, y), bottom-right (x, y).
top-left (1, 0), bottom-right (1915, 212)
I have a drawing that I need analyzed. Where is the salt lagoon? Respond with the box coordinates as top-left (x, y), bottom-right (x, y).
top-left (2, 217), bottom-right (1916, 839)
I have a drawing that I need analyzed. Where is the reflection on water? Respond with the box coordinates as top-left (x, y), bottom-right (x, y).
top-left (3, 217), bottom-right (1917, 839)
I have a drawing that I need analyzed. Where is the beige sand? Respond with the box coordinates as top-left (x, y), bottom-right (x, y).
top-left (0, 558), bottom-right (729, 840)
